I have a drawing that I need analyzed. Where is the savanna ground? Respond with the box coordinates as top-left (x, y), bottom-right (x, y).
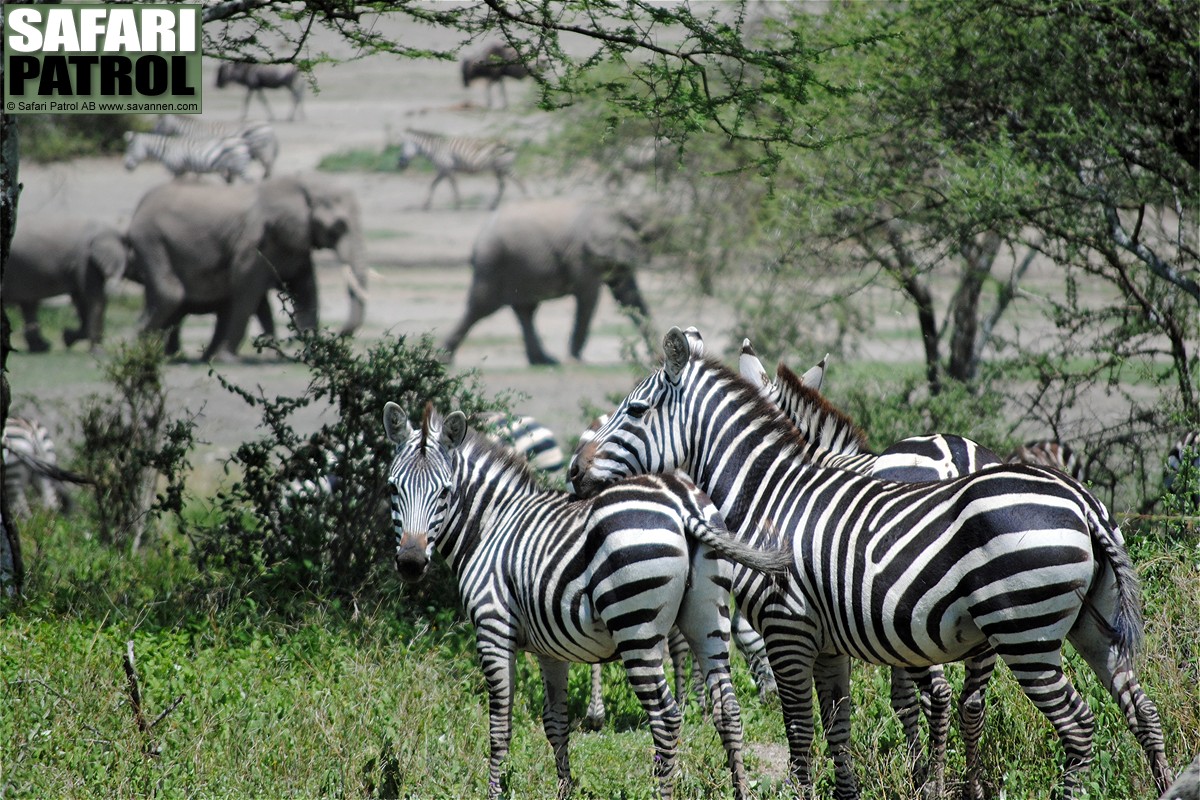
top-left (3, 14), bottom-right (1198, 800)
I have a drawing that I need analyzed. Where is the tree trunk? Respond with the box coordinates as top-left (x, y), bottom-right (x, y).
top-left (947, 232), bottom-right (1001, 382)
top-left (2, 110), bottom-right (24, 596)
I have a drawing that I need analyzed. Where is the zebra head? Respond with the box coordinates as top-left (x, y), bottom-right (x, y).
top-left (568, 326), bottom-right (705, 497)
top-left (395, 139), bottom-right (419, 171)
top-left (122, 132), bottom-right (145, 171)
top-left (383, 401), bottom-right (466, 583)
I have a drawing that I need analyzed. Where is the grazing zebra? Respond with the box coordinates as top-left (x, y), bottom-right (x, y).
top-left (215, 62), bottom-right (305, 121)
top-left (383, 402), bottom-right (791, 799)
top-left (152, 115), bottom-right (279, 177)
top-left (395, 129), bottom-right (525, 211)
top-left (122, 132), bottom-right (253, 183)
top-left (738, 340), bottom-right (1006, 793)
top-left (569, 326), bottom-right (1172, 800)
top-left (3, 417), bottom-right (66, 518)
top-left (461, 41), bottom-right (532, 109)
top-left (1007, 439), bottom-right (1088, 483)
top-left (1162, 431), bottom-right (1200, 510)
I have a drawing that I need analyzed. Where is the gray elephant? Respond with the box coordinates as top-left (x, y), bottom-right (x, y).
top-left (4, 218), bottom-right (127, 353)
top-left (443, 199), bottom-right (655, 365)
top-left (126, 175), bottom-right (367, 362)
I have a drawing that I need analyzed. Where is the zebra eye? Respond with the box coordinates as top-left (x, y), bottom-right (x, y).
top-left (627, 402), bottom-right (649, 419)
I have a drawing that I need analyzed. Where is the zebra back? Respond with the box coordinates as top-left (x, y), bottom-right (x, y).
top-left (397, 129), bottom-right (516, 175)
top-left (123, 132), bottom-right (252, 182)
top-left (875, 434), bottom-right (1004, 482)
top-left (152, 115), bottom-right (278, 175)
top-left (3, 416), bottom-right (63, 515)
top-left (478, 412), bottom-right (565, 474)
top-left (1006, 439), bottom-right (1086, 482)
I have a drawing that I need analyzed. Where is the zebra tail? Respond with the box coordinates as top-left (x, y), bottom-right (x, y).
top-left (685, 513), bottom-right (793, 576)
top-left (1083, 495), bottom-right (1144, 663)
top-left (8, 449), bottom-right (93, 485)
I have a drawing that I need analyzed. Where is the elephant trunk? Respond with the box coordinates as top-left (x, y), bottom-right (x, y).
top-left (336, 217), bottom-right (368, 336)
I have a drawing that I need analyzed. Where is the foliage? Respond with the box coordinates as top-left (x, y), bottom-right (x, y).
top-left (180, 324), bottom-right (504, 597)
top-left (74, 337), bottom-right (197, 551)
top-left (18, 114), bottom-right (145, 162)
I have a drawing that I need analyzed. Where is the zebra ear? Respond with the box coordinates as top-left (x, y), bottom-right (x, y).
top-left (383, 402), bottom-right (411, 444)
top-left (663, 327), bottom-right (690, 382)
top-left (442, 411), bottom-right (468, 449)
top-left (799, 354), bottom-right (828, 391)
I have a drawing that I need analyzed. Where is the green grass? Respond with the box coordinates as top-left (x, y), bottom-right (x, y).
top-left (3, 512), bottom-right (1196, 799)
top-left (318, 145), bottom-right (408, 173)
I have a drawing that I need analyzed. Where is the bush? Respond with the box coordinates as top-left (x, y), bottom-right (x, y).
top-left (18, 114), bottom-right (144, 162)
top-left (180, 326), bottom-right (503, 599)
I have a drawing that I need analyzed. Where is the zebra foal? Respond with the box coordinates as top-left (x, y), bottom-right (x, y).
top-left (123, 131), bottom-right (253, 183)
top-left (383, 402), bottom-right (790, 799)
top-left (395, 129), bottom-right (524, 210)
top-left (570, 326), bottom-right (1172, 800)
top-left (152, 115), bottom-right (279, 178)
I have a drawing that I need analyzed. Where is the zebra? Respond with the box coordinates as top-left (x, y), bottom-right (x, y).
top-left (478, 411), bottom-right (565, 474)
top-left (122, 132), bottom-right (253, 184)
top-left (738, 339), bottom-right (1008, 792)
top-left (382, 402), bottom-right (791, 800)
top-left (1007, 439), bottom-right (1088, 483)
top-left (152, 115), bottom-right (280, 178)
top-left (3, 417), bottom-right (70, 519)
top-left (568, 326), bottom-right (1172, 800)
top-left (215, 62), bottom-right (305, 121)
top-left (394, 129), bottom-right (525, 211)
top-left (1162, 431), bottom-right (1200, 511)
top-left (461, 41), bottom-right (533, 109)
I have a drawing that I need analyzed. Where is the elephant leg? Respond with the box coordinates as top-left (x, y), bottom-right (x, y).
top-left (441, 287), bottom-right (504, 363)
top-left (513, 303), bottom-right (557, 365)
top-left (569, 285), bottom-right (601, 361)
top-left (255, 296), bottom-right (277, 338)
top-left (18, 302), bottom-right (51, 352)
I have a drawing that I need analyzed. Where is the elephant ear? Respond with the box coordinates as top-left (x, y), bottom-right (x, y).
top-left (89, 228), bottom-right (128, 280)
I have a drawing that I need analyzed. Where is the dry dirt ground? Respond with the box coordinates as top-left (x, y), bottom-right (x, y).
top-left (8, 19), bottom-right (737, 473)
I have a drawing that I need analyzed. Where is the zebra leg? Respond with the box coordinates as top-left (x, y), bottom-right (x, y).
top-left (731, 610), bottom-right (777, 701)
top-left (617, 643), bottom-right (681, 799)
top-left (666, 627), bottom-right (702, 714)
top-left (423, 172), bottom-right (447, 210)
top-left (1068, 619), bottom-right (1172, 794)
top-left (909, 667), bottom-right (951, 798)
top-left (959, 652), bottom-right (997, 800)
top-left (814, 654), bottom-right (860, 800)
top-left (537, 657), bottom-right (574, 799)
top-left (762, 626), bottom-right (820, 797)
top-left (583, 663), bottom-right (605, 731)
top-left (476, 645), bottom-right (517, 800)
top-left (1002, 650), bottom-right (1095, 800)
top-left (889, 668), bottom-right (926, 785)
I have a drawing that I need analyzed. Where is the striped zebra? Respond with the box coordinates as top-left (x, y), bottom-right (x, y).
top-left (395, 129), bottom-right (525, 211)
top-left (478, 411), bottom-right (565, 474)
top-left (738, 340), bottom-right (1006, 792)
top-left (1007, 439), bottom-right (1088, 483)
top-left (1163, 431), bottom-right (1200, 510)
top-left (3, 417), bottom-right (66, 518)
top-left (122, 132), bottom-right (253, 183)
top-left (569, 326), bottom-right (1172, 800)
top-left (382, 402), bottom-right (791, 799)
top-left (152, 115), bottom-right (279, 177)
top-left (215, 62), bottom-right (305, 121)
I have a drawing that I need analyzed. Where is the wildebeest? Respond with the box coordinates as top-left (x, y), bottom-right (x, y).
top-left (215, 62), bottom-right (305, 121)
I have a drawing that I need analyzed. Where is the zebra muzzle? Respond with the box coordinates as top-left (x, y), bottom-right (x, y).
top-left (394, 531), bottom-right (429, 582)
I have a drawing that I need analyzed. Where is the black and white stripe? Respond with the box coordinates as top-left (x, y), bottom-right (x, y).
top-left (215, 62), bottom-right (305, 121)
top-left (123, 132), bottom-right (253, 183)
top-left (570, 326), bottom-right (1172, 800)
top-left (3, 417), bottom-right (65, 518)
top-left (1163, 431), bottom-right (1200, 509)
top-left (152, 115), bottom-right (279, 177)
top-left (383, 402), bottom-right (790, 799)
top-left (478, 411), bottom-right (565, 474)
top-left (395, 129), bottom-right (524, 210)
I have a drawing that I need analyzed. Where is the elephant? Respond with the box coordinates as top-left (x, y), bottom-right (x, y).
top-left (442, 199), bottom-right (656, 365)
top-left (4, 218), bottom-right (128, 353)
top-left (125, 175), bottom-right (367, 362)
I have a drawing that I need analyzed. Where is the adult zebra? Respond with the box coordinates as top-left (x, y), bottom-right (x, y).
top-left (3, 417), bottom-right (69, 518)
top-left (569, 327), bottom-right (1172, 800)
top-left (122, 132), bottom-right (253, 183)
top-left (382, 402), bottom-right (791, 799)
top-left (395, 129), bottom-right (525, 211)
top-left (1008, 439), bottom-right (1088, 483)
top-left (152, 115), bottom-right (279, 178)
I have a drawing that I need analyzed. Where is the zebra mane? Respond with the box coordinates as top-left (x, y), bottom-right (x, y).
top-left (420, 402), bottom-right (434, 455)
top-left (773, 362), bottom-right (869, 455)
top-left (699, 355), bottom-right (815, 452)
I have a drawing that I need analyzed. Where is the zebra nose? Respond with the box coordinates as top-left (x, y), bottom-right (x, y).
top-left (394, 531), bottom-right (428, 582)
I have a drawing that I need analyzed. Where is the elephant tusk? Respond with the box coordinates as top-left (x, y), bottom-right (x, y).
top-left (342, 263), bottom-right (370, 303)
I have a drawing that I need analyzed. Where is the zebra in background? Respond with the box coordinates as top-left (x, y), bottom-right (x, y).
top-left (569, 326), bottom-right (1172, 800)
top-left (394, 129), bottom-right (525, 211)
top-left (477, 411), bottom-right (564, 474)
top-left (215, 62), bottom-right (305, 121)
top-left (1007, 439), bottom-right (1088, 483)
top-left (1163, 431), bottom-right (1200, 511)
top-left (461, 41), bottom-right (533, 109)
top-left (738, 339), bottom-right (1005, 792)
top-left (383, 402), bottom-right (791, 799)
top-left (152, 115), bottom-right (280, 178)
top-left (123, 132), bottom-right (253, 183)
top-left (3, 417), bottom-right (75, 519)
